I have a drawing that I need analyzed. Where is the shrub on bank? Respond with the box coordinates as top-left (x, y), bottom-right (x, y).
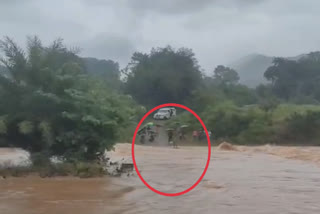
top-left (235, 120), bottom-right (274, 145)
top-left (272, 104), bottom-right (320, 122)
top-left (277, 111), bottom-right (320, 145)
top-left (165, 102), bottom-right (320, 145)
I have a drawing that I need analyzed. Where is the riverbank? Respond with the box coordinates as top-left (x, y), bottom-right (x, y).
top-left (0, 146), bottom-right (132, 178)
top-left (1, 143), bottom-right (320, 179)
top-left (0, 161), bottom-right (106, 178)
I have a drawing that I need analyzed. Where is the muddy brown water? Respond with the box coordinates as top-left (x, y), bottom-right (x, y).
top-left (1, 144), bottom-right (320, 214)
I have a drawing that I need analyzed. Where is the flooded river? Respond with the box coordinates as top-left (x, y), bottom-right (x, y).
top-left (1, 144), bottom-right (320, 214)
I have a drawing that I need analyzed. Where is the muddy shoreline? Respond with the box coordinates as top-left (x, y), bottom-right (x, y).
top-left (1, 143), bottom-right (320, 179)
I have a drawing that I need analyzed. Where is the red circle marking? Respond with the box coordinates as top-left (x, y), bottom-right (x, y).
top-left (131, 103), bottom-right (211, 197)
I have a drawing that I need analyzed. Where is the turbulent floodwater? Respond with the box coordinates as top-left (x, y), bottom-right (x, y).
top-left (1, 144), bottom-right (320, 214)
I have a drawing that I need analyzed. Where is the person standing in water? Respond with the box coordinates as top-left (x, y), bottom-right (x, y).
top-left (180, 126), bottom-right (186, 141)
top-left (176, 123), bottom-right (181, 140)
top-left (175, 124), bottom-right (181, 148)
top-left (139, 128), bottom-right (146, 144)
top-left (168, 129), bottom-right (174, 145)
top-left (192, 130), bottom-right (198, 141)
top-left (172, 132), bottom-right (178, 148)
top-left (167, 129), bottom-right (178, 148)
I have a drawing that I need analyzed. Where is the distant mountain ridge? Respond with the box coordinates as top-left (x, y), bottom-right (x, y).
top-left (229, 53), bottom-right (306, 88)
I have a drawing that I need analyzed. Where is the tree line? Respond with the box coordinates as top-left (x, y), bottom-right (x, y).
top-left (1, 36), bottom-right (320, 166)
top-left (123, 45), bottom-right (320, 145)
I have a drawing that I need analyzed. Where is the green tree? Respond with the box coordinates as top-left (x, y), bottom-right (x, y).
top-left (82, 57), bottom-right (122, 91)
top-left (125, 46), bottom-right (202, 107)
top-left (264, 53), bottom-right (320, 102)
top-left (213, 65), bottom-right (240, 85)
top-left (0, 36), bottom-right (143, 161)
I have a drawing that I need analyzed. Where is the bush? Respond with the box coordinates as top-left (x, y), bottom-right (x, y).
top-left (235, 120), bottom-right (274, 145)
top-left (202, 102), bottom-right (251, 140)
top-left (280, 111), bottom-right (320, 144)
top-left (0, 166), bottom-right (31, 177)
top-left (272, 104), bottom-right (320, 122)
top-left (31, 152), bottom-right (51, 167)
top-left (165, 102), bottom-right (274, 144)
top-left (200, 102), bottom-right (276, 145)
top-left (258, 97), bottom-right (279, 112)
top-left (75, 162), bottom-right (104, 178)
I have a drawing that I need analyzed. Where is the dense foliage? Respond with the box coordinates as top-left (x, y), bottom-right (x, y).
top-left (265, 53), bottom-right (320, 103)
top-left (146, 54), bottom-right (320, 145)
top-left (124, 46), bottom-right (202, 107)
top-left (0, 36), bottom-right (144, 161)
top-left (82, 57), bottom-right (123, 91)
top-left (1, 35), bottom-right (320, 168)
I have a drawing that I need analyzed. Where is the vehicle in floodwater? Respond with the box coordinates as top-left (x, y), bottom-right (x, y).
top-left (153, 107), bottom-right (176, 120)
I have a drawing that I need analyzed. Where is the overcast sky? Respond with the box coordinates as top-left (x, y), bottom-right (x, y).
top-left (1, 0), bottom-right (320, 72)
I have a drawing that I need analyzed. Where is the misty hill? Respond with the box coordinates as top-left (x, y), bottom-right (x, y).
top-left (287, 54), bottom-right (307, 61)
top-left (229, 53), bottom-right (306, 88)
top-left (229, 54), bottom-right (273, 88)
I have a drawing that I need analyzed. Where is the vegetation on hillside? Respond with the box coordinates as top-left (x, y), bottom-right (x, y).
top-left (1, 35), bottom-right (320, 174)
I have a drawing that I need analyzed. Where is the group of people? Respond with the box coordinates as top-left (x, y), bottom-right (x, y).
top-left (167, 129), bottom-right (178, 148)
top-left (167, 123), bottom-right (186, 149)
top-left (167, 126), bottom-right (213, 148)
top-left (138, 121), bottom-right (212, 147)
top-left (138, 122), bottom-right (159, 144)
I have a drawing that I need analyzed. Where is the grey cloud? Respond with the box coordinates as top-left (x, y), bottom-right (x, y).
top-left (82, 0), bottom-right (265, 15)
top-left (127, 0), bottom-right (214, 14)
top-left (126, 0), bottom-right (266, 15)
top-left (78, 33), bottom-right (136, 65)
top-left (0, 0), bottom-right (320, 72)
top-left (0, 0), bottom-right (89, 45)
